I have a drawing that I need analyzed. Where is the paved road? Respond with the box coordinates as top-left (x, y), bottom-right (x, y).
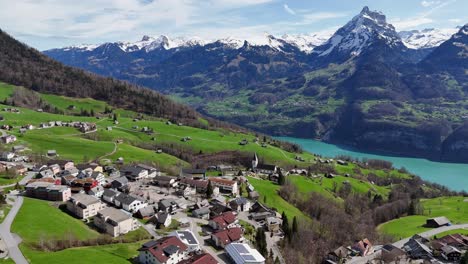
top-left (0, 195), bottom-right (28, 264)
top-left (142, 224), bottom-right (159, 239)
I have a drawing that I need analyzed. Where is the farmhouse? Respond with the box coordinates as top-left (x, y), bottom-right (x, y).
top-left (94, 207), bottom-right (138, 237)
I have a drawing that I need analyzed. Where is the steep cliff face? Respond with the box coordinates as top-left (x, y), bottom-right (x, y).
top-left (441, 123), bottom-right (468, 162)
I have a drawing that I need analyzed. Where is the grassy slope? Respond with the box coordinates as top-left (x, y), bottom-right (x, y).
top-left (378, 196), bottom-right (468, 239)
top-left (11, 198), bottom-right (100, 243)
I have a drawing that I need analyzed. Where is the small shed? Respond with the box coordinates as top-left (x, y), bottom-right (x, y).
top-left (426, 216), bottom-right (450, 228)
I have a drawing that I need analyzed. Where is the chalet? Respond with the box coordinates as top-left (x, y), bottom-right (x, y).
top-left (211, 227), bottom-right (243, 248)
top-left (229, 197), bottom-right (251, 212)
top-left (180, 168), bottom-right (206, 179)
top-left (94, 207), bottom-right (139, 237)
top-left (403, 235), bottom-right (433, 260)
top-left (209, 211), bottom-right (237, 230)
top-left (138, 237), bottom-right (189, 264)
top-left (169, 230), bottom-right (201, 252)
top-left (425, 217), bottom-right (450, 228)
top-left (192, 207), bottom-right (211, 220)
top-left (209, 177), bottom-right (238, 195)
top-left (351, 238), bottom-right (374, 257)
top-left (441, 245), bottom-right (462, 262)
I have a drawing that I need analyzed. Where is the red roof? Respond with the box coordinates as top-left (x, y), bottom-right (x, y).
top-left (141, 236), bottom-right (188, 263)
top-left (209, 177), bottom-right (236, 186)
top-left (180, 178), bottom-right (208, 189)
top-left (213, 227), bottom-right (243, 246)
top-left (178, 253), bottom-right (218, 264)
top-left (210, 211), bottom-right (236, 229)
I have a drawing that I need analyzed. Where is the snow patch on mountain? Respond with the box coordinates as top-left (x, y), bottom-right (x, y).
top-left (399, 28), bottom-right (459, 49)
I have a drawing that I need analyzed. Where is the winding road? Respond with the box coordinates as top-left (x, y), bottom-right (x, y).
top-left (0, 195), bottom-right (28, 264)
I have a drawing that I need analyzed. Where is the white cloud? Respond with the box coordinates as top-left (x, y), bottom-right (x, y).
top-left (283, 4), bottom-right (296, 15)
top-left (392, 17), bottom-right (433, 29)
top-left (421, 0), bottom-right (440, 7)
top-left (448, 18), bottom-right (462, 23)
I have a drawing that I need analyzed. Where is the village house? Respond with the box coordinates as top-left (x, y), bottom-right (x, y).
top-left (121, 165), bottom-right (148, 181)
top-left (177, 253), bottom-right (217, 264)
top-left (177, 186), bottom-right (196, 197)
top-left (25, 182), bottom-right (71, 201)
top-left (66, 193), bottom-right (106, 219)
top-left (11, 164), bottom-right (27, 175)
top-left (266, 217), bottom-right (282, 233)
top-left (12, 145), bottom-right (25, 153)
top-left (87, 185), bottom-right (105, 198)
top-left (251, 153), bottom-right (277, 175)
top-left (229, 197), bottom-right (251, 212)
top-left (441, 245), bottom-right (462, 261)
top-left (169, 230), bottom-right (201, 252)
top-left (327, 246), bottom-right (351, 263)
top-left (136, 205), bottom-right (157, 219)
top-left (158, 199), bottom-right (178, 213)
top-left (192, 207), bottom-right (211, 220)
top-left (152, 212), bottom-right (172, 228)
top-left (90, 171), bottom-right (106, 185)
top-left (94, 207), bottom-right (139, 237)
top-left (1, 135), bottom-right (16, 144)
top-left (138, 236), bottom-right (189, 264)
top-left (435, 234), bottom-right (468, 249)
top-left (111, 176), bottom-right (129, 191)
top-left (351, 238), bottom-right (374, 257)
top-left (114, 193), bottom-right (148, 213)
top-left (153, 175), bottom-right (177, 187)
top-left (178, 178), bottom-right (208, 193)
top-left (136, 164), bottom-right (160, 178)
top-left (403, 235), bottom-right (433, 260)
top-left (38, 168), bottom-right (55, 178)
top-left (249, 202), bottom-right (276, 222)
top-left (209, 177), bottom-right (238, 195)
top-left (102, 189), bottom-right (122, 204)
top-left (380, 244), bottom-right (407, 263)
top-left (211, 227), bottom-right (243, 248)
top-left (180, 168), bottom-right (206, 179)
top-left (48, 160), bottom-right (75, 171)
top-left (49, 164), bottom-right (61, 175)
top-left (209, 211), bottom-right (237, 230)
top-left (47, 150), bottom-right (57, 157)
top-left (225, 243), bottom-right (265, 264)
top-left (1, 152), bottom-right (15, 161)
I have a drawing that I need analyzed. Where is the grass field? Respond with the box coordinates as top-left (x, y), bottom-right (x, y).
top-left (40, 94), bottom-right (109, 115)
top-left (20, 242), bottom-right (143, 264)
top-left (378, 196), bottom-right (468, 239)
top-left (434, 228), bottom-right (468, 238)
top-left (11, 198), bottom-right (100, 244)
top-left (247, 176), bottom-right (309, 221)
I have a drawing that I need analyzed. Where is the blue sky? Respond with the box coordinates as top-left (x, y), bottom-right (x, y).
top-left (0, 0), bottom-right (466, 50)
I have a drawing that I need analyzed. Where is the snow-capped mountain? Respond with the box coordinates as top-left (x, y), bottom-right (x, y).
top-left (399, 28), bottom-right (459, 49)
top-left (313, 6), bottom-right (403, 58)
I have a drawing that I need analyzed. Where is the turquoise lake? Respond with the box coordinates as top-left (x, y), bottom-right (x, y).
top-left (277, 137), bottom-right (468, 192)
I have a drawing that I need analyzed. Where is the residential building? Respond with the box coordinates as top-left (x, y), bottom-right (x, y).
top-left (115, 193), bottom-right (148, 213)
top-left (153, 212), bottom-right (172, 228)
top-left (380, 244), bottom-right (407, 263)
top-left (1, 135), bottom-right (17, 144)
top-left (229, 197), bottom-right (251, 212)
top-left (102, 189), bottom-right (122, 204)
top-left (94, 207), bottom-right (139, 237)
top-left (192, 207), bottom-right (211, 220)
top-left (209, 178), bottom-right (238, 195)
top-left (177, 253), bottom-right (218, 264)
top-left (180, 168), bottom-right (206, 179)
top-left (169, 230), bottom-right (201, 252)
top-left (121, 165), bottom-right (148, 181)
top-left (111, 176), bottom-right (129, 190)
top-left (266, 217), bottom-right (282, 233)
top-left (225, 243), bottom-right (265, 264)
top-left (138, 237), bottom-right (189, 264)
top-left (136, 205), bottom-right (157, 219)
top-left (153, 175), bottom-right (177, 187)
top-left (66, 193), bottom-right (106, 219)
top-left (403, 235), bottom-right (433, 260)
top-left (90, 171), bottom-right (106, 185)
top-left (441, 245), bottom-right (462, 262)
top-left (25, 182), bottom-right (71, 201)
top-left (158, 199), bottom-right (177, 213)
top-left (209, 211), bottom-right (237, 230)
top-left (351, 238), bottom-right (374, 257)
top-left (87, 185), bottom-right (105, 198)
top-left (211, 227), bottom-right (243, 248)
top-left (179, 178), bottom-right (208, 193)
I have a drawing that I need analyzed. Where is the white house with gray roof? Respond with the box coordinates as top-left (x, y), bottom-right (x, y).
top-left (94, 207), bottom-right (139, 237)
top-left (66, 193), bottom-right (106, 219)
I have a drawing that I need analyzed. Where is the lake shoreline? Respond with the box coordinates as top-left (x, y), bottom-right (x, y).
top-left (276, 136), bottom-right (468, 192)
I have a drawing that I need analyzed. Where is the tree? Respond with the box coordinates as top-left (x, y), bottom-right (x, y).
top-left (278, 169), bottom-right (285, 186)
top-left (263, 196), bottom-right (267, 204)
top-left (90, 109), bottom-right (95, 117)
top-left (113, 113), bottom-right (118, 122)
top-left (206, 180), bottom-right (213, 198)
top-left (292, 216), bottom-right (298, 234)
top-left (255, 228), bottom-right (268, 256)
top-left (461, 251), bottom-right (468, 264)
top-left (281, 212), bottom-right (289, 236)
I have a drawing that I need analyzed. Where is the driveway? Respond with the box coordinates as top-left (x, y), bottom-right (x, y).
top-left (0, 195), bottom-right (28, 264)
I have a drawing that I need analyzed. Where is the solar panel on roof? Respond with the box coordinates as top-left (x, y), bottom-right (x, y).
top-left (233, 243), bottom-right (249, 254)
top-left (243, 255), bottom-right (256, 261)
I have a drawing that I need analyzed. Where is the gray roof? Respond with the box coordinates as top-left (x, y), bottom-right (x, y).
top-left (428, 216), bottom-right (450, 226)
top-left (115, 193), bottom-right (142, 205)
top-left (157, 212), bottom-right (170, 224)
top-left (173, 230), bottom-right (198, 245)
top-left (103, 188), bottom-right (121, 198)
top-left (112, 176), bottom-right (128, 186)
top-left (97, 207), bottom-right (132, 222)
top-left (159, 199), bottom-right (176, 208)
top-left (193, 207), bottom-right (211, 216)
top-left (70, 193), bottom-right (101, 206)
top-left (231, 197), bottom-right (250, 205)
top-left (137, 206), bottom-right (156, 217)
